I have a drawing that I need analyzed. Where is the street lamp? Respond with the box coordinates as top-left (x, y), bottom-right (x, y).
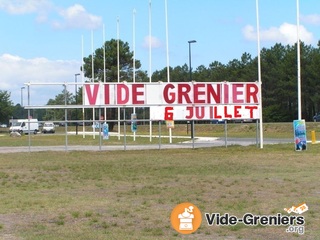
top-left (188, 40), bottom-right (196, 139)
top-left (75, 73), bottom-right (80, 135)
top-left (21, 87), bottom-right (25, 118)
top-left (20, 87), bottom-right (25, 106)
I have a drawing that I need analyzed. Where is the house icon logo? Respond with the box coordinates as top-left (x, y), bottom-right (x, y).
top-left (170, 202), bottom-right (202, 234)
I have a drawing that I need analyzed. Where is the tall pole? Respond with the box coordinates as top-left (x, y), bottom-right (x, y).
top-left (91, 30), bottom-right (95, 139)
top-left (103, 24), bottom-right (107, 125)
top-left (256, 0), bottom-right (263, 148)
top-left (188, 40), bottom-right (196, 81)
top-left (133, 8), bottom-right (136, 141)
top-left (149, 0), bottom-right (152, 83)
top-left (103, 24), bottom-right (106, 84)
top-left (117, 17), bottom-right (121, 140)
top-left (188, 40), bottom-right (196, 139)
top-left (91, 30), bottom-right (94, 83)
top-left (165, 0), bottom-right (170, 82)
top-left (133, 9), bottom-right (136, 84)
top-left (149, 0), bottom-right (153, 142)
top-left (164, 0), bottom-right (172, 142)
top-left (81, 35), bottom-right (85, 138)
top-left (297, 0), bottom-right (302, 120)
top-left (64, 83), bottom-right (68, 151)
top-left (75, 73), bottom-right (80, 135)
top-left (117, 17), bottom-right (120, 84)
top-left (27, 83), bottom-right (31, 151)
top-left (20, 87), bottom-right (25, 107)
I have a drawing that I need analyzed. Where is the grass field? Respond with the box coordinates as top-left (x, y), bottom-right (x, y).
top-left (0, 123), bottom-right (319, 239)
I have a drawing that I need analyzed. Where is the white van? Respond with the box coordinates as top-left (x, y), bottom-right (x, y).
top-left (9, 119), bottom-right (39, 134)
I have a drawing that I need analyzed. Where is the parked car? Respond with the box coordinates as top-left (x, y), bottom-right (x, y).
top-left (234, 119), bottom-right (254, 123)
top-left (313, 114), bottom-right (320, 122)
top-left (42, 122), bottom-right (55, 133)
top-left (211, 119), bottom-right (225, 124)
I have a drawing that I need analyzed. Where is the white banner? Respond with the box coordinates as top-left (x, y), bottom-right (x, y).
top-left (84, 82), bottom-right (260, 106)
top-left (150, 105), bottom-right (259, 121)
top-left (83, 82), bottom-right (260, 121)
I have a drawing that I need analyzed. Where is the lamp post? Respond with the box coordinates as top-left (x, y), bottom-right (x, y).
top-left (21, 87), bottom-right (25, 118)
top-left (75, 73), bottom-right (80, 135)
top-left (20, 87), bottom-right (25, 106)
top-left (188, 40), bottom-right (196, 139)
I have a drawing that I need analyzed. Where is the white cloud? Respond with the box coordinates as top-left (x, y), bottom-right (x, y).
top-left (301, 14), bottom-right (320, 25)
top-left (242, 22), bottom-right (315, 45)
top-left (52, 4), bottom-right (102, 30)
top-left (0, 0), bottom-right (52, 24)
top-left (0, 54), bottom-right (81, 105)
top-left (143, 35), bottom-right (162, 49)
top-left (0, 0), bottom-right (102, 30)
top-left (0, 0), bottom-right (51, 14)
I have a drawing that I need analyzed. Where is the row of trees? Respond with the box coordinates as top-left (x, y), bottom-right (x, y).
top-left (0, 92), bottom-right (40, 125)
top-left (1, 39), bottom-right (320, 125)
top-left (0, 91), bottom-right (14, 124)
top-left (152, 42), bottom-right (320, 122)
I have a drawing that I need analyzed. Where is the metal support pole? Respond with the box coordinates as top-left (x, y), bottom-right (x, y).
top-left (75, 73), bottom-right (80, 135)
top-left (123, 108), bottom-right (126, 151)
top-left (256, 119), bottom-right (259, 147)
top-left (28, 110), bottom-right (31, 152)
top-left (158, 121), bottom-right (161, 150)
top-left (224, 120), bottom-right (228, 148)
top-left (27, 85), bottom-right (31, 152)
top-left (92, 108), bottom-right (95, 140)
top-left (192, 120), bottom-right (195, 149)
top-left (191, 121), bottom-right (194, 140)
top-left (99, 108), bottom-right (102, 151)
top-left (64, 84), bottom-right (68, 151)
top-left (188, 40), bottom-right (196, 139)
top-left (21, 87), bottom-right (25, 118)
top-left (187, 121), bottom-right (189, 134)
top-left (65, 108), bottom-right (68, 151)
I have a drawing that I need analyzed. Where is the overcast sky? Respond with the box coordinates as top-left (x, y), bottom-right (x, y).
top-left (1, 0), bottom-right (320, 105)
